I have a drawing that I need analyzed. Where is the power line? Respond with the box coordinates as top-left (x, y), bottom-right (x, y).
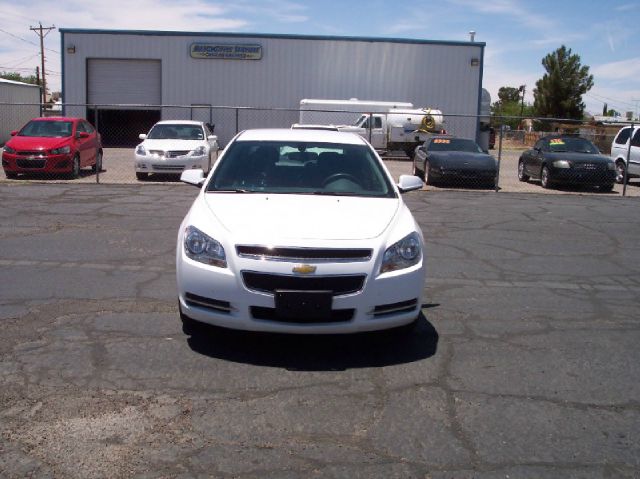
top-left (586, 92), bottom-right (637, 109)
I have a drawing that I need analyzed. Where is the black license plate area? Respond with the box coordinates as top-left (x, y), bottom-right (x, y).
top-left (275, 290), bottom-right (332, 320)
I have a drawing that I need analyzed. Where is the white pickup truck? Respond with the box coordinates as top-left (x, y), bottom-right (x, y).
top-left (298, 99), bottom-right (444, 156)
top-left (337, 109), bottom-right (444, 156)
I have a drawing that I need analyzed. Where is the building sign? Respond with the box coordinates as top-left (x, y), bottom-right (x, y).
top-left (190, 43), bottom-right (262, 60)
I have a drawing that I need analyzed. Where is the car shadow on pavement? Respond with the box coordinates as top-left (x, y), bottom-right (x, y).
top-left (185, 312), bottom-right (439, 371)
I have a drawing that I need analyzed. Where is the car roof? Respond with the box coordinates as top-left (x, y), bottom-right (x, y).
top-left (30, 117), bottom-right (80, 122)
top-left (541, 134), bottom-right (588, 140)
top-left (235, 128), bottom-right (369, 145)
top-left (154, 120), bottom-right (204, 126)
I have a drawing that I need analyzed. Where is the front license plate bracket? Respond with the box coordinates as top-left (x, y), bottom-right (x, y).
top-left (275, 290), bottom-right (332, 321)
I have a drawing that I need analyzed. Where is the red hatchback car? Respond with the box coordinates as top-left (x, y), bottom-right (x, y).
top-left (2, 117), bottom-right (102, 179)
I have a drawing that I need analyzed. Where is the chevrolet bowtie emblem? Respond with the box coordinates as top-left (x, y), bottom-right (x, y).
top-left (292, 264), bottom-right (317, 274)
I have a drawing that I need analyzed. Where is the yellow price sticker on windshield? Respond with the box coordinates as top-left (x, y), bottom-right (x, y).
top-left (433, 138), bottom-right (451, 144)
top-left (550, 139), bottom-right (565, 145)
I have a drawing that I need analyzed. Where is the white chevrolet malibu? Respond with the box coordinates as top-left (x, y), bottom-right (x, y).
top-left (176, 128), bottom-right (426, 334)
top-left (134, 120), bottom-right (219, 180)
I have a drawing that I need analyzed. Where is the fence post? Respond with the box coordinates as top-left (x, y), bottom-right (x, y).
top-left (235, 108), bottom-right (239, 135)
top-left (94, 105), bottom-right (100, 184)
top-left (495, 122), bottom-right (504, 192)
top-left (368, 112), bottom-right (373, 144)
top-left (622, 122), bottom-right (633, 197)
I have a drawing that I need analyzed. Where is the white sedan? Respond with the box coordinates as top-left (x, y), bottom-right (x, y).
top-left (134, 120), bottom-right (219, 180)
top-left (176, 128), bottom-right (426, 334)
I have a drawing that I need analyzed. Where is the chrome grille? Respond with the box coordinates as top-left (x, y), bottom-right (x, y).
top-left (236, 246), bottom-right (372, 262)
top-left (242, 271), bottom-right (366, 296)
top-left (167, 150), bottom-right (190, 158)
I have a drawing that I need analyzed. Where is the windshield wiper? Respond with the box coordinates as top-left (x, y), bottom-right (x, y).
top-left (208, 188), bottom-right (251, 193)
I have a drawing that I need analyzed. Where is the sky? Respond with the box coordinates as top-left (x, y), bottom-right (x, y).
top-left (1, 0), bottom-right (639, 117)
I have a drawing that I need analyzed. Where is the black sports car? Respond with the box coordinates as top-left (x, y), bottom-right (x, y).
top-left (412, 136), bottom-right (497, 187)
top-left (518, 135), bottom-right (616, 191)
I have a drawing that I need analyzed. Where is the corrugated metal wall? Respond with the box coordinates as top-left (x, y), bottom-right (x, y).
top-left (62, 31), bottom-right (483, 145)
top-left (0, 80), bottom-right (41, 145)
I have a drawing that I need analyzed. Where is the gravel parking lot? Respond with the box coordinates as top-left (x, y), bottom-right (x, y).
top-left (1, 182), bottom-right (639, 478)
top-left (3, 144), bottom-right (640, 196)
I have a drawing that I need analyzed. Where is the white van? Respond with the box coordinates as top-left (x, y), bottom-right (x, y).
top-left (611, 126), bottom-right (640, 183)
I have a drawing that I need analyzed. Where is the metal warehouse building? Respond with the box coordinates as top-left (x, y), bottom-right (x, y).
top-left (0, 78), bottom-right (41, 146)
top-left (60, 29), bottom-right (485, 146)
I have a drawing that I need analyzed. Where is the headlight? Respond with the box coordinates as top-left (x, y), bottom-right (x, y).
top-left (191, 146), bottom-right (207, 157)
top-left (50, 145), bottom-right (71, 155)
top-left (380, 232), bottom-right (422, 274)
top-left (3, 145), bottom-right (16, 154)
top-left (553, 160), bottom-right (571, 168)
top-left (135, 145), bottom-right (146, 156)
top-left (184, 226), bottom-right (226, 268)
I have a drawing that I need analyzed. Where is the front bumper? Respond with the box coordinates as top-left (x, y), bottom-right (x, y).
top-left (176, 246), bottom-right (426, 334)
top-left (2, 152), bottom-right (74, 174)
top-left (549, 166), bottom-right (616, 185)
top-left (431, 167), bottom-right (497, 181)
top-left (135, 153), bottom-right (210, 174)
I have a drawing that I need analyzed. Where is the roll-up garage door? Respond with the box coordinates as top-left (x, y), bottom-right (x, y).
top-left (87, 59), bottom-right (161, 105)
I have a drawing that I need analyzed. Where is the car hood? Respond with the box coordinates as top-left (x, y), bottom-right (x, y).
top-left (200, 193), bottom-right (400, 241)
top-left (140, 139), bottom-right (204, 150)
top-left (7, 136), bottom-right (70, 151)
top-left (545, 152), bottom-right (612, 163)
top-left (429, 151), bottom-right (496, 167)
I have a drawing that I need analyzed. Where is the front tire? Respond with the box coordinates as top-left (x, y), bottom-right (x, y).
top-left (412, 161), bottom-right (424, 180)
top-left (69, 155), bottom-right (80, 179)
top-left (540, 166), bottom-right (553, 189)
top-left (518, 160), bottom-right (529, 182)
top-left (136, 172), bottom-right (148, 181)
top-left (179, 302), bottom-right (204, 335)
top-left (599, 183), bottom-right (614, 192)
top-left (5, 171), bottom-right (18, 179)
top-left (424, 161), bottom-right (436, 186)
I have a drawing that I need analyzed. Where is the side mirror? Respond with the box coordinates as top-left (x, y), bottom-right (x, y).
top-left (397, 174), bottom-right (423, 193)
top-left (207, 135), bottom-right (218, 141)
top-left (10, 130), bottom-right (18, 136)
top-left (76, 131), bottom-right (90, 139)
top-left (180, 169), bottom-right (206, 187)
top-left (139, 134), bottom-right (147, 140)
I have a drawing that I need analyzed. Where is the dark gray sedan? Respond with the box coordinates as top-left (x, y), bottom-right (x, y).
top-left (518, 135), bottom-right (616, 191)
top-left (412, 136), bottom-right (497, 188)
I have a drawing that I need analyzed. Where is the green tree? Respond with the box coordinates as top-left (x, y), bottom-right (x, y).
top-left (0, 71), bottom-right (40, 85)
top-left (533, 45), bottom-right (593, 120)
top-left (491, 85), bottom-right (534, 129)
top-left (498, 86), bottom-right (521, 104)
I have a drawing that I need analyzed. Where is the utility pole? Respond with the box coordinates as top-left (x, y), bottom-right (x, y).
top-left (518, 85), bottom-right (526, 118)
top-left (30, 23), bottom-right (56, 105)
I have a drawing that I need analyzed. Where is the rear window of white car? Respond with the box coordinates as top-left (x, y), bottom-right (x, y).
top-left (614, 127), bottom-right (632, 145)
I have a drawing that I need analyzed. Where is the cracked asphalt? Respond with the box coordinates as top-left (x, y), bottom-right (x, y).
top-left (0, 183), bottom-right (639, 478)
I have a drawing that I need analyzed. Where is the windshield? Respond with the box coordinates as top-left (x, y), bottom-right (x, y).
top-left (147, 124), bottom-right (204, 140)
top-left (207, 140), bottom-right (396, 198)
top-left (548, 137), bottom-right (599, 154)
top-left (427, 138), bottom-right (483, 153)
top-left (19, 120), bottom-right (73, 138)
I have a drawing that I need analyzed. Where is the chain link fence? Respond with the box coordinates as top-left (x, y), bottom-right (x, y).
top-left (1, 102), bottom-right (638, 196)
